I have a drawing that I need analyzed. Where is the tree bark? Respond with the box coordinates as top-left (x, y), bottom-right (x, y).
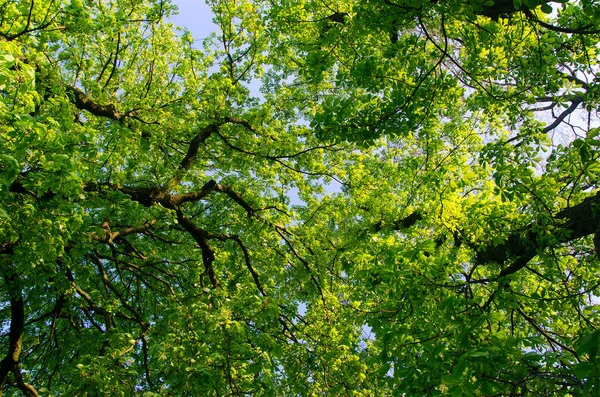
top-left (476, 191), bottom-right (600, 277)
top-left (0, 273), bottom-right (25, 391)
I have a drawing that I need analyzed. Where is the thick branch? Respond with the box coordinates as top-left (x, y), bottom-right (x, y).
top-left (477, 191), bottom-right (600, 277)
top-left (65, 86), bottom-right (125, 121)
top-left (172, 180), bottom-right (217, 206)
top-left (171, 208), bottom-right (265, 294)
top-left (163, 125), bottom-right (218, 188)
top-left (170, 117), bottom-right (262, 186)
top-left (87, 180), bottom-right (255, 216)
top-left (374, 211), bottom-right (423, 232)
top-left (214, 183), bottom-right (255, 215)
top-left (477, 0), bottom-right (529, 20)
top-left (0, 274), bottom-right (25, 389)
top-left (175, 210), bottom-right (219, 288)
top-left (179, 126), bottom-right (217, 172)
top-left (595, 222), bottom-right (600, 260)
top-left (0, 241), bottom-right (15, 255)
top-left (141, 333), bottom-right (155, 390)
top-left (10, 367), bottom-right (40, 397)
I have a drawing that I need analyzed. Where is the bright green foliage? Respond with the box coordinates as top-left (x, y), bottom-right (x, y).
top-left (1, 0), bottom-right (599, 395)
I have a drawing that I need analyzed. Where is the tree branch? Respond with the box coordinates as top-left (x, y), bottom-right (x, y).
top-left (10, 367), bottom-right (40, 397)
top-left (213, 183), bottom-right (255, 215)
top-left (141, 333), bottom-right (155, 390)
top-left (65, 86), bottom-right (125, 121)
top-left (178, 125), bottom-right (217, 173)
top-left (231, 235), bottom-right (266, 296)
top-left (526, 10), bottom-right (600, 35)
top-left (66, 269), bottom-right (134, 323)
top-left (0, 274), bottom-right (25, 388)
top-left (91, 220), bottom-right (157, 245)
top-left (171, 180), bottom-right (217, 206)
top-left (374, 211), bottom-right (423, 232)
top-left (175, 210), bottom-right (219, 288)
top-left (0, 272), bottom-right (39, 396)
top-left (89, 254), bottom-right (144, 324)
top-left (478, 0), bottom-right (528, 20)
top-left (476, 191), bottom-right (600, 278)
top-left (542, 96), bottom-right (583, 133)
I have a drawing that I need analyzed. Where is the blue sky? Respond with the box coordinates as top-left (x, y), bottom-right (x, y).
top-left (169, 0), bottom-right (217, 43)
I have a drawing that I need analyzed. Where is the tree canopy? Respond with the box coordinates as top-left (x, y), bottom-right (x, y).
top-left (1, 0), bottom-right (600, 395)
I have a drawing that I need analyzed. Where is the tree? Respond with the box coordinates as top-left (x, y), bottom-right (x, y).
top-left (1, 0), bottom-right (599, 395)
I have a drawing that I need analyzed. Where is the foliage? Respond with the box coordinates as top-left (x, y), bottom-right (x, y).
top-left (1, 0), bottom-right (600, 395)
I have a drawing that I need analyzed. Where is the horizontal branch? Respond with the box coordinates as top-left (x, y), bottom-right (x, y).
top-left (526, 10), bottom-right (600, 35)
top-left (172, 180), bottom-right (217, 206)
top-left (65, 86), bottom-right (125, 121)
top-left (476, 191), bottom-right (600, 278)
top-left (374, 211), bottom-right (423, 232)
top-left (477, 0), bottom-right (528, 19)
top-left (85, 180), bottom-right (256, 217)
top-left (91, 220), bottom-right (157, 245)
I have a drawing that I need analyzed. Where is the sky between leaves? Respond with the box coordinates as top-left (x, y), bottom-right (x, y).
top-left (169, 0), bottom-right (216, 43)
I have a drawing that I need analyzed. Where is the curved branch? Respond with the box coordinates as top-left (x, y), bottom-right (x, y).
top-left (87, 179), bottom-right (257, 217)
top-left (476, 191), bottom-right (600, 278)
top-left (1, 1), bottom-right (57, 42)
top-left (10, 367), bottom-right (40, 397)
top-left (542, 96), bottom-right (583, 133)
top-left (178, 125), bottom-right (218, 173)
top-left (231, 236), bottom-right (266, 296)
top-left (374, 210), bottom-right (423, 232)
top-left (275, 227), bottom-right (327, 308)
top-left (172, 180), bottom-right (217, 206)
top-left (170, 116), bottom-right (263, 187)
top-left (65, 86), bottom-right (125, 121)
top-left (516, 305), bottom-right (578, 357)
top-left (526, 11), bottom-right (600, 35)
top-left (215, 129), bottom-right (341, 160)
top-left (213, 183), bottom-right (255, 215)
top-left (175, 210), bottom-right (219, 288)
top-left (90, 254), bottom-right (145, 324)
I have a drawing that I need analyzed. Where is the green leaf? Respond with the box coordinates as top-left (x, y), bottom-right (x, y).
top-left (523, 352), bottom-right (543, 362)
top-left (442, 374), bottom-right (463, 385)
top-left (574, 362), bottom-right (595, 379)
top-left (578, 331), bottom-right (600, 361)
top-left (540, 3), bottom-right (553, 13)
top-left (587, 128), bottom-right (600, 140)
